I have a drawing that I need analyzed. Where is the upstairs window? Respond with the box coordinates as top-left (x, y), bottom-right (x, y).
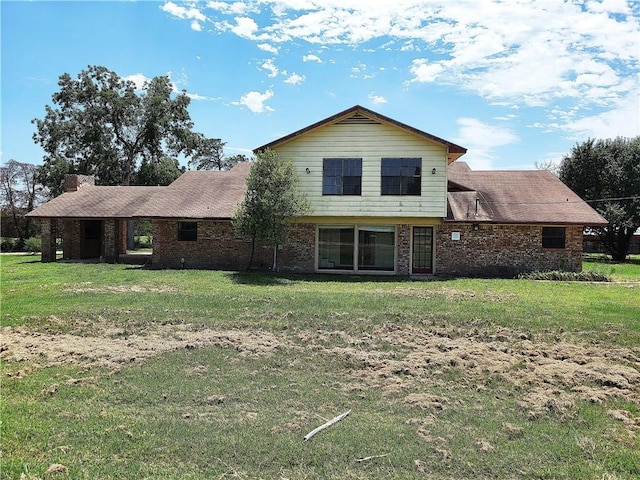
top-left (381, 158), bottom-right (422, 195)
top-left (178, 221), bottom-right (198, 241)
top-left (542, 227), bottom-right (565, 249)
top-left (323, 158), bottom-right (362, 195)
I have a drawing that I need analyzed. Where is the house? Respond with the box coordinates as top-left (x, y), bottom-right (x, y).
top-left (27, 105), bottom-right (607, 276)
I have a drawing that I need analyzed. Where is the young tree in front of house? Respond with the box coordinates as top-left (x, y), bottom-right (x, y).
top-left (233, 149), bottom-right (310, 271)
top-left (559, 136), bottom-right (640, 261)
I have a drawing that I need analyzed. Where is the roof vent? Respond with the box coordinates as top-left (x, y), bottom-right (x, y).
top-left (335, 113), bottom-right (381, 125)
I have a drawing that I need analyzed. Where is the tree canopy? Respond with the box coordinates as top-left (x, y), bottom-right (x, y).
top-left (0, 160), bottom-right (46, 246)
top-left (233, 149), bottom-right (310, 270)
top-left (187, 136), bottom-right (249, 171)
top-left (559, 136), bottom-right (640, 261)
top-left (32, 65), bottom-right (217, 195)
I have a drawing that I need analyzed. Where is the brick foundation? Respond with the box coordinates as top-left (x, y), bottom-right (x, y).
top-left (435, 223), bottom-right (583, 277)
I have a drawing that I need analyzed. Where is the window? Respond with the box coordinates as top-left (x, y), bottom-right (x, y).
top-left (381, 158), bottom-right (422, 195)
top-left (318, 225), bottom-right (395, 272)
top-left (542, 227), bottom-right (565, 249)
top-left (318, 226), bottom-right (355, 269)
top-left (358, 226), bottom-right (395, 271)
top-left (178, 221), bottom-right (197, 241)
top-left (323, 158), bottom-right (362, 195)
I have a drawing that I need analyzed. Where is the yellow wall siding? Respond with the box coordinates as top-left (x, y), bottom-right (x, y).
top-left (274, 122), bottom-right (449, 218)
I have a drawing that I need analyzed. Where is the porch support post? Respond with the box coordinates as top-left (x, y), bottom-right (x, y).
top-left (397, 224), bottom-right (411, 275)
top-left (102, 219), bottom-right (121, 263)
top-left (40, 218), bottom-right (57, 263)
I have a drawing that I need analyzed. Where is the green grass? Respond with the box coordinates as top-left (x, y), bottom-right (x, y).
top-left (2, 254), bottom-right (639, 479)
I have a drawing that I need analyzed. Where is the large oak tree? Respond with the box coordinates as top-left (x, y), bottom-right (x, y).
top-left (559, 136), bottom-right (640, 261)
top-left (32, 65), bottom-right (212, 195)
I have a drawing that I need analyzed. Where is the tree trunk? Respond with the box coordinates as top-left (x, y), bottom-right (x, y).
top-left (597, 226), bottom-right (633, 262)
top-left (272, 244), bottom-right (278, 272)
top-left (247, 236), bottom-right (256, 271)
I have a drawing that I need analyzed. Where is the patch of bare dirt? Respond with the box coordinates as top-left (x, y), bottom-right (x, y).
top-left (2, 320), bottom-right (638, 430)
top-left (379, 286), bottom-right (516, 302)
top-left (64, 282), bottom-right (176, 294)
top-left (0, 324), bottom-right (282, 369)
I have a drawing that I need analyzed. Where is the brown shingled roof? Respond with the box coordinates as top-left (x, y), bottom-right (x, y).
top-left (137, 162), bottom-right (251, 219)
top-left (27, 162), bottom-right (251, 220)
top-left (447, 162), bottom-right (608, 226)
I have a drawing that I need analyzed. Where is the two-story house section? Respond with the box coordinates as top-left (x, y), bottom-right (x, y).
top-left (254, 105), bottom-right (467, 275)
top-left (28, 105), bottom-right (607, 275)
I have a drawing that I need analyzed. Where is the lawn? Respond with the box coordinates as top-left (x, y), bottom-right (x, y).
top-left (1, 254), bottom-right (639, 479)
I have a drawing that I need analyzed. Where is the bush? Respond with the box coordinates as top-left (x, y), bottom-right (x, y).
top-left (1, 237), bottom-right (17, 252)
top-left (518, 270), bottom-right (610, 282)
top-left (23, 237), bottom-right (42, 253)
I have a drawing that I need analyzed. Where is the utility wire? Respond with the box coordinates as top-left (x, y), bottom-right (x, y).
top-left (469, 195), bottom-right (640, 207)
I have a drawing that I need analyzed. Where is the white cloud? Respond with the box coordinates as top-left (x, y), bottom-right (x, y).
top-left (167, 0), bottom-right (639, 137)
top-left (235, 89), bottom-right (275, 113)
top-left (260, 59), bottom-right (279, 78)
top-left (124, 73), bottom-right (151, 90)
top-left (258, 43), bottom-right (279, 54)
top-left (369, 93), bottom-right (387, 104)
top-left (408, 58), bottom-right (443, 83)
top-left (206, 1), bottom-right (258, 15)
top-left (284, 73), bottom-right (305, 85)
top-left (453, 118), bottom-right (520, 170)
top-left (302, 54), bottom-right (322, 63)
top-left (190, 21), bottom-right (202, 32)
top-left (160, 2), bottom-right (206, 22)
top-left (232, 17), bottom-right (259, 38)
top-left (549, 94), bottom-right (640, 139)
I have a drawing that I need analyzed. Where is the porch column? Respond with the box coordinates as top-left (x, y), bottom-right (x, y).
top-left (397, 224), bottom-right (411, 275)
top-left (40, 218), bottom-right (57, 263)
top-left (103, 219), bottom-right (121, 263)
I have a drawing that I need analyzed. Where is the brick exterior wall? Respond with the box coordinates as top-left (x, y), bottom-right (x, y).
top-left (62, 220), bottom-right (81, 260)
top-left (103, 219), bottom-right (121, 263)
top-left (277, 223), bottom-right (316, 273)
top-left (43, 216), bottom-right (586, 277)
top-left (435, 223), bottom-right (584, 277)
top-left (40, 219), bottom-right (57, 262)
top-left (397, 224), bottom-right (411, 275)
top-left (152, 220), bottom-right (274, 270)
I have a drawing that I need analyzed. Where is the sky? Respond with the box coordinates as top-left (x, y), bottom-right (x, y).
top-left (1, 0), bottom-right (639, 171)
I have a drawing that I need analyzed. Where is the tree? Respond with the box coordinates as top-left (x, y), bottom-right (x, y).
top-left (559, 137), bottom-right (640, 261)
top-left (133, 156), bottom-right (185, 186)
top-left (233, 149), bottom-right (310, 270)
top-left (187, 135), bottom-right (248, 171)
top-left (32, 65), bottom-right (202, 195)
top-left (0, 160), bottom-right (46, 247)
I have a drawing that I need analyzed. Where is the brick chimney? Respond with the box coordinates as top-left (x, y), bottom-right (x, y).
top-left (64, 174), bottom-right (95, 192)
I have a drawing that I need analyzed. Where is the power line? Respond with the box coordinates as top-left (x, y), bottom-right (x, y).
top-left (470, 195), bottom-right (640, 207)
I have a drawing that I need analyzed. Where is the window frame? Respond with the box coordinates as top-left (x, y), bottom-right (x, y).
top-left (317, 225), bottom-right (396, 273)
top-left (178, 221), bottom-right (198, 242)
top-left (541, 226), bottom-right (566, 249)
top-left (381, 157), bottom-right (422, 196)
top-left (322, 158), bottom-right (362, 196)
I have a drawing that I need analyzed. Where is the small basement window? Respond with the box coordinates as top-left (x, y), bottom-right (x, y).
top-left (178, 221), bottom-right (198, 241)
top-left (542, 226), bottom-right (565, 249)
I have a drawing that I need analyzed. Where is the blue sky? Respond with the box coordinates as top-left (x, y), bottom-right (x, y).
top-left (2, 0), bottom-right (639, 171)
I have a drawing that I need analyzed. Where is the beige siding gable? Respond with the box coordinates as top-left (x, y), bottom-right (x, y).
top-left (274, 121), bottom-right (449, 218)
